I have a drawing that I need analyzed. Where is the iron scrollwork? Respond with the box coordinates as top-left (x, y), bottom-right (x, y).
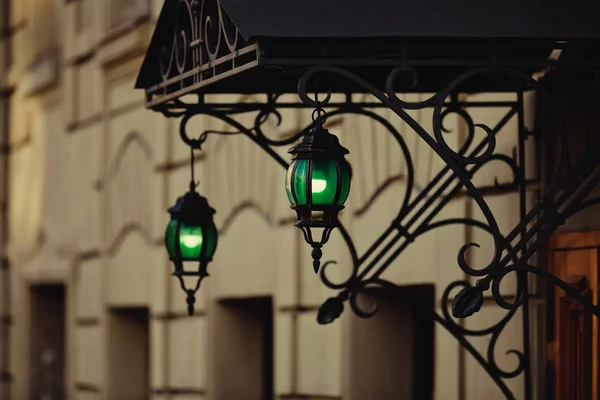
top-left (297, 65), bottom-right (600, 399)
top-left (148, 0), bottom-right (258, 106)
top-left (163, 61), bottom-right (600, 399)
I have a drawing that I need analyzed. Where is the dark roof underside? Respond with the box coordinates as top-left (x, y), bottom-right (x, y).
top-left (136, 0), bottom-right (600, 105)
top-left (220, 0), bottom-right (600, 40)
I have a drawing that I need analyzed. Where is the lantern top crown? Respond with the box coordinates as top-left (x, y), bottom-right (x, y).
top-left (288, 122), bottom-right (349, 160)
top-left (168, 188), bottom-right (216, 225)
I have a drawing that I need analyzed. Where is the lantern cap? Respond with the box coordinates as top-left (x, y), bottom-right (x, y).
top-left (288, 123), bottom-right (349, 160)
top-left (167, 188), bottom-right (216, 225)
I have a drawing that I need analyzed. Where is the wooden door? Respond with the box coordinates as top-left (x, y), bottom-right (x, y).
top-left (549, 232), bottom-right (600, 400)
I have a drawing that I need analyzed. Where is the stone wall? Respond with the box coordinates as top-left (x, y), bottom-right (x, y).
top-left (0, 1), bottom-right (543, 399)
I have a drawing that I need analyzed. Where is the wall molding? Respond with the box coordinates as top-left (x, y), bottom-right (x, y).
top-left (0, 134), bottom-right (31, 155)
top-left (220, 201), bottom-right (277, 235)
top-left (75, 317), bottom-right (99, 327)
top-left (74, 249), bottom-right (102, 262)
top-left (353, 173), bottom-right (405, 217)
top-left (22, 50), bottom-right (60, 97)
top-left (0, 20), bottom-right (26, 41)
top-left (11, 230), bottom-right (47, 264)
top-left (66, 113), bottom-right (102, 133)
top-left (74, 382), bottom-right (100, 392)
top-left (105, 131), bottom-right (155, 255)
top-left (0, 86), bottom-right (15, 99)
top-left (69, 50), bottom-right (95, 67)
top-left (108, 99), bottom-right (146, 119)
top-left (97, 15), bottom-right (151, 69)
top-left (152, 387), bottom-right (206, 396)
top-left (154, 153), bottom-right (206, 173)
top-left (106, 222), bottom-right (154, 256)
top-left (278, 305), bottom-right (319, 313)
top-left (153, 311), bottom-right (207, 321)
top-left (100, 14), bottom-right (151, 47)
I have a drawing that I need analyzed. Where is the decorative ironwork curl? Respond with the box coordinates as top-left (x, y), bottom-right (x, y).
top-left (292, 65), bottom-right (556, 399)
top-left (319, 223), bottom-right (360, 290)
top-left (252, 99), bottom-right (317, 147)
top-left (439, 106), bottom-right (476, 156)
top-left (152, 0), bottom-right (252, 102)
top-left (297, 65), bottom-right (509, 281)
top-left (141, 4), bottom-right (600, 395)
top-left (442, 280), bottom-right (526, 379)
top-left (169, 62), bottom-right (594, 400)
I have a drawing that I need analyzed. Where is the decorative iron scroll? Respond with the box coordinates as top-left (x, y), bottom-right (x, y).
top-left (154, 63), bottom-right (600, 400)
top-left (145, 0), bottom-right (259, 107)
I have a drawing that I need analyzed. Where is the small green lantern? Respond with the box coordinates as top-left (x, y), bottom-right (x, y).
top-left (165, 184), bottom-right (218, 315)
top-left (285, 116), bottom-right (352, 273)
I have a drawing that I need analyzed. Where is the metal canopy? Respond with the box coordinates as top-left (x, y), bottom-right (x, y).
top-left (135, 0), bottom-right (600, 109)
top-left (220, 0), bottom-right (600, 40)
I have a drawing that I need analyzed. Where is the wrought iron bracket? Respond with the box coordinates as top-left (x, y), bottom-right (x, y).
top-left (157, 62), bottom-right (600, 399)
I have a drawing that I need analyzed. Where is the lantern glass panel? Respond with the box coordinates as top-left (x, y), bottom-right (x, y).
top-left (165, 219), bottom-right (178, 259)
top-left (285, 160), bottom-right (297, 205)
top-left (179, 222), bottom-right (204, 259)
top-left (311, 159), bottom-right (338, 205)
top-left (337, 161), bottom-right (351, 206)
top-left (203, 220), bottom-right (218, 259)
top-left (292, 159), bottom-right (309, 204)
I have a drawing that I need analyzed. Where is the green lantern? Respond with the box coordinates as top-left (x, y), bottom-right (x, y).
top-left (285, 116), bottom-right (352, 273)
top-left (165, 185), bottom-right (218, 315)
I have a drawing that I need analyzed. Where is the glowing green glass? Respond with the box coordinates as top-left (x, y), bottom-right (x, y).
top-left (337, 160), bottom-right (351, 206)
top-left (286, 159), bottom-right (352, 206)
top-left (310, 160), bottom-right (338, 204)
top-left (178, 223), bottom-right (203, 259)
top-left (292, 159), bottom-right (309, 204)
top-left (165, 220), bottom-right (209, 260)
top-left (165, 219), bottom-right (178, 259)
top-left (202, 220), bottom-right (218, 259)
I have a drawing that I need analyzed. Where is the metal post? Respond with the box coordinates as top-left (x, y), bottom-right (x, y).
top-left (517, 91), bottom-right (533, 400)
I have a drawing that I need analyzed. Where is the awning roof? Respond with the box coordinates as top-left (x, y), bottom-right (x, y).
top-left (135, 0), bottom-right (600, 109)
top-left (221, 0), bottom-right (600, 40)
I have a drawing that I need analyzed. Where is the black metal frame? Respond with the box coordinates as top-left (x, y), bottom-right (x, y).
top-left (137, 1), bottom-right (600, 398)
top-left (156, 64), bottom-right (600, 399)
top-left (165, 174), bottom-right (218, 316)
top-left (286, 109), bottom-right (352, 274)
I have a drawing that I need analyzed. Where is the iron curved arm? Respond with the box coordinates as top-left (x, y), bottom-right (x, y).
top-left (297, 65), bottom-right (507, 278)
top-left (170, 64), bottom-right (582, 400)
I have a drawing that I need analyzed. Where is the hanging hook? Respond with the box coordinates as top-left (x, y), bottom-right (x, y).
top-left (189, 146), bottom-right (199, 190)
top-left (312, 91), bottom-right (328, 126)
top-left (180, 113), bottom-right (207, 150)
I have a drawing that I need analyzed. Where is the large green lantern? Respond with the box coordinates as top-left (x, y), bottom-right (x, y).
top-left (165, 184), bottom-right (218, 315)
top-left (285, 117), bottom-right (352, 273)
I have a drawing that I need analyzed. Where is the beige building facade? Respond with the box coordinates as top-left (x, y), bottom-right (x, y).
top-left (0, 1), bottom-right (558, 400)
